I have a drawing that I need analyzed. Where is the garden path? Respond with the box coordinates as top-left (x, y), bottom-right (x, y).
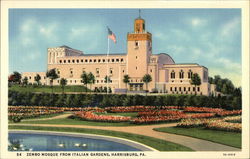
top-left (11, 123), bottom-right (240, 151)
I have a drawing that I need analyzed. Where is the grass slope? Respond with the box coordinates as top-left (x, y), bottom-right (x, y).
top-left (9, 85), bottom-right (90, 93)
top-left (154, 127), bottom-right (241, 148)
top-left (9, 125), bottom-right (193, 151)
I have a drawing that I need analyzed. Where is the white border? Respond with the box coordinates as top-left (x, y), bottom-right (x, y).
top-left (1, 1), bottom-right (249, 159)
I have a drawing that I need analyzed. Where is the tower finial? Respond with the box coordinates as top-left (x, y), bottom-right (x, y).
top-left (139, 9), bottom-right (141, 18)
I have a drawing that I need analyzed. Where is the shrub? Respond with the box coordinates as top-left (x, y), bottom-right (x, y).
top-left (8, 90), bottom-right (242, 109)
top-left (9, 116), bottom-right (23, 123)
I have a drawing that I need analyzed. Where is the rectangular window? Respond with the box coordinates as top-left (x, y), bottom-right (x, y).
top-left (184, 87), bottom-right (186, 91)
top-left (170, 87), bottom-right (172, 91)
top-left (198, 87), bottom-right (200, 92)
top-left (110, 68), bottom-right (113, 74)
top-left (135, 41), bottom-right (139, 46)
top-left (179, 87), bottom-right (181, 91)
top-left (188, 87), bottom-right (190, 91)
top-left (175, 87), bottom-right (177, 91)
top-left (193, 87), bottom-right (196, 91)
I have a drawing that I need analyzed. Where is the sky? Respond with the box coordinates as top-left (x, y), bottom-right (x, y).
top-left (9, 9), bottom-right (241, 87)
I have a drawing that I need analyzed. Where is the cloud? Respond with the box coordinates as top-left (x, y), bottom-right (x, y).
top-left (21, 51), bottom-right (41, 62)
top-left (20, 19), bottom-right (36, 33)
top-left (68, 24), bottom-right (103, 40)
top-left (170, 29), bottom-right (190, 42)
top-left (221, 17), bottom-right (240, 37)
top-left (154, 31), bottom-right (166, 40)
top-left (191, 47), bottom-right (202, 59)
top-left (39, 23), bottom-right (58, 39)
top-left (189, 17), bottom-right (207, 27)
top-left (216, 57), bottom-right (241, 72)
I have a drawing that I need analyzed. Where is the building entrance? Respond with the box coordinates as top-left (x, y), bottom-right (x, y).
top-left (129, 83), bottom-right (144, 91)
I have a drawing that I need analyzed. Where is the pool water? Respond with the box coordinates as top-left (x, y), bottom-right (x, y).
top-left (9, 132), bottom-right (142, 151)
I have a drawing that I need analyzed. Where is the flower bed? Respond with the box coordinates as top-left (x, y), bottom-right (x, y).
top-left (105, 106), bottom-right (157, 113)
top-left (187, 113), bottom-right (215, 118)
top-left (183, 107), bottom-right (224, 113)
top-left (8, 105), bottom-right (242, 127)
top-left (206, 120), bottom-right (241, 132)
top-left (177, 117), bottom-right (242, 132)
top-left (138, 110), bottom-right (184, 117)
top-left (216, 110), bottom-right (242, 117)
top-left (223, 116), bottom-right (241, 123)
top-left (8, 106), bottom-right (88, 120)
top-left (131, 115), bottom-right (185, 124)
top-left (105, 106), bottom-right (181, 113)
top-left (75, 111), bottom-right (131, 122)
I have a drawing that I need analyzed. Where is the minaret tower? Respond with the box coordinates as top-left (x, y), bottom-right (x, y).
top-left (127, 11), bottom-right (152, 87)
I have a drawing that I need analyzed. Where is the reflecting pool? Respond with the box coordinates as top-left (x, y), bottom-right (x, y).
top-left (8, 132), bottom-right (148, 151)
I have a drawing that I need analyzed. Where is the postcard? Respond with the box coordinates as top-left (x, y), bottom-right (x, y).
top-left (1, 0), bottom-right (249, 159)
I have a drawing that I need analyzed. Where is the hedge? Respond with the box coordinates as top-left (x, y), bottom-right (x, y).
top-left (8, 90), bottom-right (241, 110)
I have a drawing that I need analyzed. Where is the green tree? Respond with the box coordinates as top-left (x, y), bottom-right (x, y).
top-left (13, 71), bottom-right (22, 84)
top-left (60, 78), bottom-right (67, 94)
top-left (142, 74), bottom-right (152, 95)
top-left (81, 72), bottom-right (89, 93)
top-left (208, 77), bottom-right (214, 84)
top-left (123, 74), bottom-right (130, 93)
top-left (104, 75), bottom-right (111, 94)
top-left (190, 73), bottom-right (201, 95)
top-left (46, 68), bottom-right (59, 93)
top-left (22, 77), bottom-right (28, 87)
top-left (88, 72), bottom-right (95, 93)
top-left (34, 74), bottom-right (41, 86)
top-left (212, 75), bottom-right (235, 95)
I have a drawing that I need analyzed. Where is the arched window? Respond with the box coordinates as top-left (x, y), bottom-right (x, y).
top-left (179, 70), bottom-right (184, 79)
top-left (188, 70), bottom-right (193, 79)
top-left (171, 71), bottom-right (175, 79)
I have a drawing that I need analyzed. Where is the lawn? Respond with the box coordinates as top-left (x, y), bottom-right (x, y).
top-left (9, 125), bottom-right (193, 151)
top-left (18, 117), bottom-right (137, 126)
top-left (9, 84), bottom-right (90, 93)
top-left (27, 112), bottom-right (66, 119)
top-left (153, 127), bottom-right (241, 148)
